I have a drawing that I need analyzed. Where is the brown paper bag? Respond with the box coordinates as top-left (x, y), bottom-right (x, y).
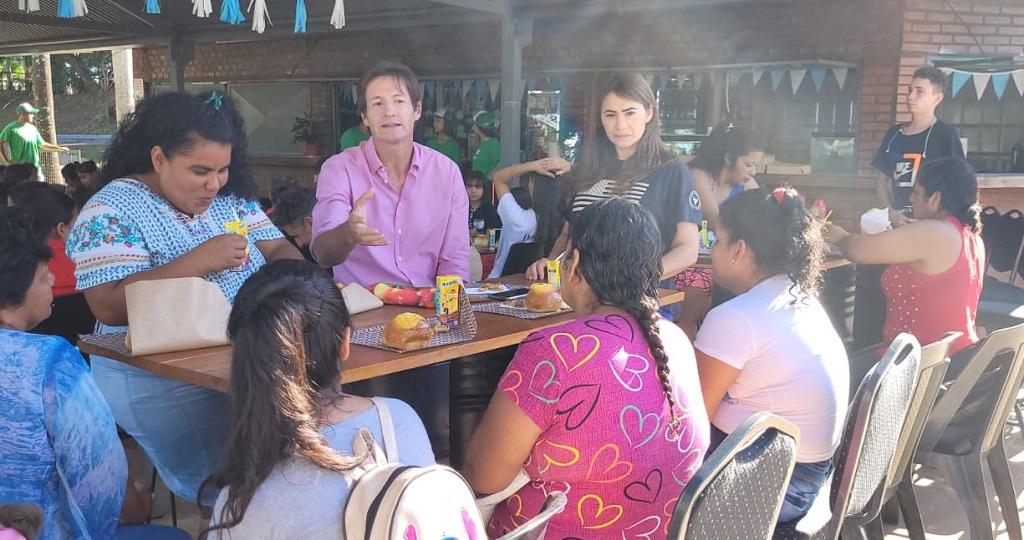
top-left (125, 277), bottom-right (231, 355)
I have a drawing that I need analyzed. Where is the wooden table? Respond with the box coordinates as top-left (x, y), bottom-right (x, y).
top-left (79, 276), bottom-right (684, 394)
top-left (694, 253), bottom-right (852, 271)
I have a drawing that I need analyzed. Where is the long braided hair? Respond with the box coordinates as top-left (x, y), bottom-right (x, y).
top-left (569, 198), bottom-right (683, 437)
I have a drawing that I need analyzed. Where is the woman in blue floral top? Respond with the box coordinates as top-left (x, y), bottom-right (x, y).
top-left (66, 91), bottom-right (303, 506)
top-left (0, 207), bottom-right (189, 539)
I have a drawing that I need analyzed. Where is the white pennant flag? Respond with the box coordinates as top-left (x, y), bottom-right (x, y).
top-left (972, 72), bottom-right (991, 100)
top-left (18, 0), bottom-right (39, 12)
top-left (832, 67), bottom-right (849, 90)
top-left (642, 73), bottom-right (655, 87)
top-left (248, 0), bottom-right (271, 33)
top-left (460, 79), bottom-right (471, 98)
top-left (487, 79), bottom-right (500, 100)
top-left (330, 0), bottom-right (345, 29)
top-left (192, 0), bottom-right (212, 18)
top-left (1013, 70), bottom-right (1024, 97)
top-left (752, 69), bottom-right (765, 87)
top-left (939, 67), bottom-right (954, 76)
top-left (790, 69), bottom-right (807, 94)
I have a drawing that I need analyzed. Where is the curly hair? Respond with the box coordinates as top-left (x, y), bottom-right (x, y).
top-left (0, 206), bottom-right (52, 309)
top-left (97, 91), bottom-right (256, 199)
top-left (268, 177), bottom-right (315, 229)
top-left (917, 157), bottom-right (981, 232)
top-left (570, 198), bottom-right (684, 435)
top-left (718, 186), bottom-right (825, 297)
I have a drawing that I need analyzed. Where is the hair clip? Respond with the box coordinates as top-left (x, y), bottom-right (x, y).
top-left (771, 186), bottom-right (787, 204)
top-left (206, 91), bottom-right (224, 112)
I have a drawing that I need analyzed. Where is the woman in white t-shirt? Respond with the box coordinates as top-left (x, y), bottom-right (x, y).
top-left (487, 157), bottom-right (570, 278)
top-left (694, 186), bottom-right (849, 524)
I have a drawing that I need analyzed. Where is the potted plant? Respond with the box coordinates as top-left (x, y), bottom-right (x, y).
top-left (291, 114), bottom-right (320, 157)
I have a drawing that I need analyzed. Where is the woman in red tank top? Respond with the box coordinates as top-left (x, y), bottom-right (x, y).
top-left (827, 157), bottom-right (985, 359)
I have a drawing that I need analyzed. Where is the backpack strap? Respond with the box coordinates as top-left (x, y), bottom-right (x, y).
top-left (371, 397), bottom-right (399, 463)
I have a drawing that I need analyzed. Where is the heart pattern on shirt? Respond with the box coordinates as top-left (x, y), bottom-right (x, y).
top-left (555, 384), bottom-right (600, 431)
top-left (622, 515), bottom-right (663, 540)
top-left (620, 405), bottom-right (661, 449)
top-left (527, 360), bottom-right (560, 404)
top-left (577, 494), bottom-right (624, 530)
top-left (550, 332), bottom-right (601, 372)
top-left (584, 313), bottom-right (635, 342)
top-left (624, 469), bottom-right (663, 504)
top-left (585, 443), bottom-right (634, 484)
top-left (609, 346), bottom-right (650, 392)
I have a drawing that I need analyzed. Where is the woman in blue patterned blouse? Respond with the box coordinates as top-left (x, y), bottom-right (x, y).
top-left (66, 91), bottom-right (303, 507)
top-left (0, 207), bottom-right (188, 539)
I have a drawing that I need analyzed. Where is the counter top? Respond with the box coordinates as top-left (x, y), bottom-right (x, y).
top-left (976, 173), bottom-right (1024, 188)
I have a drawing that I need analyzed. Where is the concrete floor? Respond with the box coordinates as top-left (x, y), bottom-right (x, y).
top-left (130, 424), bottom-right (1024, 539)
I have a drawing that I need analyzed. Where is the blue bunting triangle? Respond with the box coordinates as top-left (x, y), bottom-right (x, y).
top-left (992, 73), bottom-right (1010, 100)
top-left (951, 71), bottom-right (971, 97)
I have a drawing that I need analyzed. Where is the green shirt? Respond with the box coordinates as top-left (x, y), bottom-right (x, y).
top-left (472, 137), bottom-right (501, 178)
top-left (339, 126), bottom-right (369, 151)
top-left (426, 137), bottom-right (463, 164)
top-left (0, 121), bottom-right (43, 168)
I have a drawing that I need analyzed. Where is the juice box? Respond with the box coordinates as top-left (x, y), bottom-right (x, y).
top-left (699, 219), bottom-right (709, 249)
top-left (223, 219), bottom-right (250, 271)
top-left (434, 275), bottom-right (462, 331)
top-left (546, 259), bottom-right (561, 289)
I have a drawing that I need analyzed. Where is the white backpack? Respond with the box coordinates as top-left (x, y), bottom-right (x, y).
top-left (344, 398), bottom-right (488, 540)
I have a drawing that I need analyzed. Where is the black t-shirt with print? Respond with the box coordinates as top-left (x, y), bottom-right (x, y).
top-left (469, 202), bottom-right (502, 232)
top-left (871, 120), bottom-right (964, 209)
top-left (571, 159), bottom-right (702, 253)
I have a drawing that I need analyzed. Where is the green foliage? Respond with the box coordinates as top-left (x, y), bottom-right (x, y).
top-left (291, 114), bottom-right (316, 144)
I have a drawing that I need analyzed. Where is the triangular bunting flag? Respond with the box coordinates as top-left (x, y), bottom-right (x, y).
top-left (770, 69), bottom-right (785, 91)
top-left (752, 69), bottom-right (765, 88)
top-left (1013, 71), bottom-right (1024, 97)
top-left (972, 73), bottom-right (991, 100)
top-left (832, 67), bottom-right (849, 90)
top-left (460, 79), bottom-right (470, 98)
top-left (330, 0), bottom-right (345, 29)
top-left (992, 73), bottom-right (1011, 100)
top-left (790, 69), bottom-right (807, 94)
top-left (418, 83), bottom-right (426, 101)
top-left (810, 68), bottom-right (827, 92)
top-left (488, 79), bottom-right (500, 100)
top-left (951, 71), bottom-right (971, 97)
top-left (939, 67), bottom-right (954, 76)
top-left (642, 73), bottom-right (655, 87)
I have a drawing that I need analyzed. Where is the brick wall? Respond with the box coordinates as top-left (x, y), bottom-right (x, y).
top-left (898, 0), bottom-right (1024, 123)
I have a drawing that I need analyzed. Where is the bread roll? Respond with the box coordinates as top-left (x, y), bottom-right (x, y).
top-left (382, 312), bottom-right (435, 351)
top-left (525, 283), bottom-right (563, 313)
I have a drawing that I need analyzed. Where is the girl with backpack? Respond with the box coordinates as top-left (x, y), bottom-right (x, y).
top-left (201, 260), bottom-right (435, 539)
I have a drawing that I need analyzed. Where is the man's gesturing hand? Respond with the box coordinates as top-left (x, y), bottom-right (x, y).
top-left (348, 189), bottom-right (388, 247)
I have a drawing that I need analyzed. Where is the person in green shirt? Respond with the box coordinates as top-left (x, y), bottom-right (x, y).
top-left (471, 111), bottom-right (501, 180)
top-left (338, 118), bottom-right (370, 151)
top-left (425, 109), bottom-right (463, 164)
top-left (0, 103), bottom-right (68, 181)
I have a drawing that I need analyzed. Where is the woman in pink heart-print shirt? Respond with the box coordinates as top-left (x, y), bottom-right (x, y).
top-left (463, 199), bottom-right (710, 539)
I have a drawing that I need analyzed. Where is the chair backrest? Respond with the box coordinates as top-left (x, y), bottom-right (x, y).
top-left (917, 322), bottom-right (1024, 456)
top-left (668, 412), bottom-right (800, 540)
top-left (494, 492), bottom-right (567, 540)
top-left (502, 242), bottom-right (542, 277)
top-left (827, 333), bottom-right (920, 536)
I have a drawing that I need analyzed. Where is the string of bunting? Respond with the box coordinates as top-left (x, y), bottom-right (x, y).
top-left (940, 67), bottom-right (1024, 100)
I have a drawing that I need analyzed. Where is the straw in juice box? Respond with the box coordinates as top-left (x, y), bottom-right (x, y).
top-left (223, 211), bottom-right (250, 271)
top-left (546, 257), bottom-right (561, 289)
top-left (434, 275), bottom-right (462, 331)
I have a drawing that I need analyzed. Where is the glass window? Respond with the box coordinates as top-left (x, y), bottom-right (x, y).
top-left (940, 77), bottom-right (1024, 172)
top-left (229, 82), bottom-right (313, 156)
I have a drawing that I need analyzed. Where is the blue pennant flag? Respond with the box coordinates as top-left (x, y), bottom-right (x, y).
top-left (951, 71), bottom-right (971, 97)
top-left (220, 0), bottom-right (245, 25)
top-left (770, 69), bottom-right (785, 91)
top-left (810, 68), bottom-right (827, 92)
top-left (145, 0), bottom-right (160, 14)
top-left (294, 0), bottom-right (306, 32)
top-left (992, 73), bottom-right (1011, 100)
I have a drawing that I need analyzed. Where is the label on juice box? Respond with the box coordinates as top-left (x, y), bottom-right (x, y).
top-left (223, 219), bottom-right (250, 271)
top-left (434, 275), bottom-right (462, 331)
top-left (546, 259), bottom-right (561, 289)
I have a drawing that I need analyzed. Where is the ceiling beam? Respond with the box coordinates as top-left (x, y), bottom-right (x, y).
top-left (0, 34), bottom-right (167, 57)
top-left (425, 0), bottom-right (506, 15)
top-left (0, 12), bottom-right (162, 34)
top-left (520, 0), bottom-right (749, 18)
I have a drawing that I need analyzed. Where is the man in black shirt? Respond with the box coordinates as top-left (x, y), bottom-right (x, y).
top-left (872, 66), bottom-right (965, 226)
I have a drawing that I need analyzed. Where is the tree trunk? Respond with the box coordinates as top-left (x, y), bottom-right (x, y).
top-left (67, 55), bottom-right (101, 93)
top-left (31, 54), bottom-right (60, 184)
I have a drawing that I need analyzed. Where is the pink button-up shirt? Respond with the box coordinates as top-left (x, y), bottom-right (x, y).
top-left (312, 138), bottom-right (470, 287)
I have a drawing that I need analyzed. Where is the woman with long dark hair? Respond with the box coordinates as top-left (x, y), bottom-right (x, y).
top-left (828, 157), bottom-right (985, 363)
top-left (525, 72), bottom-right (701, 297)
top-left (676, 124), bottom-right (765, 337)
top-left (695, 186), bottom-right (848, 523)
top-left (202, 260), bottom-right (433, 538)
top-left (66, 91), bottom-right (302, 506)
top-left (464, 198), bottom-right (709, 539)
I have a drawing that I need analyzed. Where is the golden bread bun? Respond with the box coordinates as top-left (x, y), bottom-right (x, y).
top-left (383, 312), bottom-right (435, 351)
top-left (525, 283), bottom-right (563, 313)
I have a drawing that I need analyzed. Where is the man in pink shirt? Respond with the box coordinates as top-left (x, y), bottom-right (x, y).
top-left (312, 62), bottom-right (470, 287)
